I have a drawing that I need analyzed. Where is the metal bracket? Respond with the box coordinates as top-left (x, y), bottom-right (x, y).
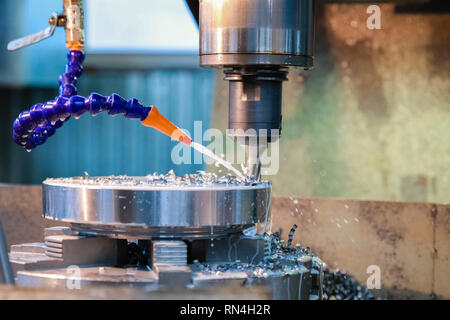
top-left (7, 12), bottom-right (65, 51)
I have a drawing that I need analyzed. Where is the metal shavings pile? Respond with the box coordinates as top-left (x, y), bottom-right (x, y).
top-left (193, 227), bottom-right (376, 300)
top-left (268, 226), bottom-right (377, 300)
top-left (193, 230), bottom-right (323, 280)
top-left (45, 170), bottom-right (261, 187)
top-left (322, 268), bottom-right (376, 300)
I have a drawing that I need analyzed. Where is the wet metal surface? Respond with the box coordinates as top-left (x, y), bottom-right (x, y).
top-left (43, 173), bottom-right (271, 238)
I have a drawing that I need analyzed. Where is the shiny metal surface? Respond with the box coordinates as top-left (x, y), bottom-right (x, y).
top-left (200, 0), bottom-right (315, 67)
top-left (43, 178), bottom-right (271, 234)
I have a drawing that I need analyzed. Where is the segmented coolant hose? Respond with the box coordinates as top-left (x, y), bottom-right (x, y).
top-left (12, 50), bottom-right (151, 151)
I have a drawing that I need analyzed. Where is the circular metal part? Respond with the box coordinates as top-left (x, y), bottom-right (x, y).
top-left (199, 0), bottom-right (315, 67)
top-left (43, 177), bottom-right (271, 238)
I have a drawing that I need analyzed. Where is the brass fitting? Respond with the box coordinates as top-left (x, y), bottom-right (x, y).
top-left (63, 0), bottom-right (85, 51)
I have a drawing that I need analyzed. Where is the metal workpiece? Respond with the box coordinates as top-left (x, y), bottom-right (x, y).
top-left (43, 177), bottom-right (272, 238)
top-left (200, 0), bottom-right (315, 68)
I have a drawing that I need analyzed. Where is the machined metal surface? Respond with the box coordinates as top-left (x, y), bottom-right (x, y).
top-left (43, 177), bottom-right (271, 238)
top-left (200, 0), bottom-right (315, 67)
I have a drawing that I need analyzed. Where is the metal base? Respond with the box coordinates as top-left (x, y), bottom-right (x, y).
top-left (10, 227), bottom-right (324, 300)
top-left (17, 267), bottom-right (159, 289)
top-left (15, 265), bottom-right (317, 300)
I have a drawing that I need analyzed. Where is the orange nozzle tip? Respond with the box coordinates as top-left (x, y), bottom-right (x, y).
top-left (172, 129), bottom-right (192, 145)
top-left (141, 106), bottom-right (192, 145)
top-left (181, 136), bottom-right (192, 146)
